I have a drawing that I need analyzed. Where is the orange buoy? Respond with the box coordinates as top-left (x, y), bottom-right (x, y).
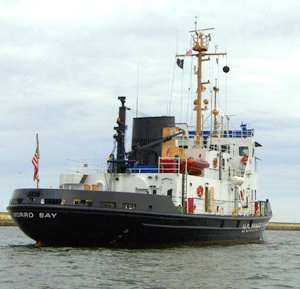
top-left (197, 185), bottom-right (204, 197)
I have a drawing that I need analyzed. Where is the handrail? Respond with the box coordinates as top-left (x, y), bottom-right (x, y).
top-left (66, 157), bottom-right (108, 173)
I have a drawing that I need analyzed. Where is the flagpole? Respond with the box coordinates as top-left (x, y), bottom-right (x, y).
top-left (35, 133), bottom-right (39, 189)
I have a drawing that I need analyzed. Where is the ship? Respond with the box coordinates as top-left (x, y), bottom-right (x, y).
top-left (7, 19), bottom-right (272, 247)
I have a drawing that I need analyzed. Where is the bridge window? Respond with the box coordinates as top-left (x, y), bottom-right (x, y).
top-left (239, 146), bottom-right (248, 156)
top-left (221, 144), bottom-right (230, 153)
top-left (209, 144), bottom-right (219, 151)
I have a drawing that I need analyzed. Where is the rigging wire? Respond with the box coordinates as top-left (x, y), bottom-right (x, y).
top-left (136, 60), bottom-right (139, 117)
top-left (179, 58), bottom-right (184, 122)
top-left (225, 36), bottom-right (228, 115)
top-left (170, 77), bottom-right (197, 117)
top-left (168, 30), bottom-right (179, 116)
top-left (187, 55), bottom-right (194, 126)
top-left (209, 48), bottom-right (214, 135)
top-left (126, 107), bottom-right (150, 118)
top-left (169, 60), bottom-right (176, 116)
top-left (225, 53), bottom-right (228, 115)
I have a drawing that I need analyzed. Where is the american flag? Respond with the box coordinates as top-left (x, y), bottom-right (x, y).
top-left (32, 151), bottom-right (39, 181)
top-left (32, 135), bottom-right (39, 181)
top-left (186, 49), bottom-right (193, 56)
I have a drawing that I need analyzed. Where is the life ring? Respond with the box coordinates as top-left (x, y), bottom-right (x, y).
top-left (213, 158), bottom-right (218, 168)
top-left (241, 155), bottom-right (248, 165)
top-left (197, 185), bottom-right (204, 197)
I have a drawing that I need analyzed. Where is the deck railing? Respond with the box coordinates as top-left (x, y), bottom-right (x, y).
top-left (66, 157), bottom-right (108, 173)
top-left (65, 157), bottom-right (246, 180)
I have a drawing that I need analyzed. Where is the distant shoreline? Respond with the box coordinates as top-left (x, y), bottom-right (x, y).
top-left (265, 222), bottom-right (300, 231)
top-left (0, 212), bottom-right (15, 226)
top-left (1, 212), bottom-right (299, 230)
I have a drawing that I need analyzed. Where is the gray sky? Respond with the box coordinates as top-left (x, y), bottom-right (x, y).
top-left (1, 0), bottom-right (299, 222)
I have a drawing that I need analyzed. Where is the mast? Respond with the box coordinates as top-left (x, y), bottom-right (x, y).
top-left (191, 17), bottom-right (210, 147)
top-left (176, 17), bottom-right (226, 147)
top-left (114, 96), bottom-right (127, 173)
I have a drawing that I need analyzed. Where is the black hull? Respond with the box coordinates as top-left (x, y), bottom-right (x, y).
top-left (7, 188), bottom-right (272, 247)
top-left (7, 204), bottom-right (271, 247)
